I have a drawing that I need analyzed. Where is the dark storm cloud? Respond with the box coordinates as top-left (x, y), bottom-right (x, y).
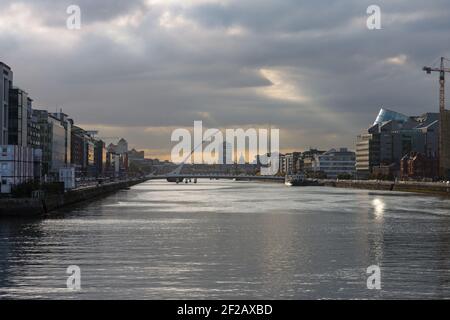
top-left (0, 0), bottom-right (146, 25)
top-left (0, 0), bottom-right (449, 154)
top-left (186, 0), bottom-right (362, 32)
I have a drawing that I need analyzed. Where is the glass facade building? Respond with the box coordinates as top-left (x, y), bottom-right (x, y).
top-left (35, 110), bottom-right (69, 176)
top-left (374, 108), bottom-right (409, 126)
top-left (313, 148), bottom-right (356, 178)
top-left (357, 108), bottom-right (439, 178)
top-left (8, 88), bottom-right (29, 146)
top-left (0, 62), bottom-right (13, 145)
top-left (50, 117), bottom-right (67, 172)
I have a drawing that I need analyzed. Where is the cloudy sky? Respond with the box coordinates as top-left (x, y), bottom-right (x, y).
top-left (0, 0), bottom-right (449, 159)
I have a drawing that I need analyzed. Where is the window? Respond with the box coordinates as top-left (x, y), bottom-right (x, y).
top-left (3, 106), bottom-right (7, 127)
top-left (3, 79), bottom-right (8, 100)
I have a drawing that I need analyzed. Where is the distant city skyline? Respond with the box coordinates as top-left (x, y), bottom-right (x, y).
top-left (1, 0), bottom-right (449, 160)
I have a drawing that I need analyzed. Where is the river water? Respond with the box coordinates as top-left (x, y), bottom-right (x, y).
top-left (0, 181), bottom-right (449, 299)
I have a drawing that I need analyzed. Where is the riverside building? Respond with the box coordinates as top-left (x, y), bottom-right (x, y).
top-left (34, 110), bottom-right (72, 178)
top-left (8, 87), bottom-right (30, 146)
top-left (312, 148), bottom-right (356, 179)
top-left (0, 62), bottom-right (13, 145)
top-left (356, 108), bottom-right (439, 178)
top-left (0, 145), bottom-right (42, 193)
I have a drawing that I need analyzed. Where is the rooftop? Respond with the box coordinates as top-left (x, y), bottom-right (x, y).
top-left (322, 148), bottom-right (355, 155)
top-left (373, 108), bottom-right (409, 126)
top-left (370, 108), bottom-right (439, 133)
top-left (0, 61), bottom-right (11, 70)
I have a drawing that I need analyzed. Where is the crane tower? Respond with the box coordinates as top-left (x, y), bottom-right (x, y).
top-left (423, 57), bottom-right (450, 178)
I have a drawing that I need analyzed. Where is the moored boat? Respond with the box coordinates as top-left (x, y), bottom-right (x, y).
top-left (285, 174), bottom-right (322, 186)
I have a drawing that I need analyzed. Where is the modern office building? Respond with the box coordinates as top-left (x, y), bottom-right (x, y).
top-left (0, 145), bottom-right (42, 193)
top-left (440, 109), bottom-right (450, 178)
top-left (71, 125), bottom-right (85, 171)
top-left (7, 86), bottom-right (40, 148)
top-left (85, 137), bottom-right (96, 176)
top-left (52, 111), bottom-right (72, 164)
top-left (356, 133), bottom-right (380, 176)
top-left (108, 138), bottom-right (129, 156)
top-left (70, 126), bottom-right (102, 177)
top-left (27, 108), bottom-right (41, 149)
top-left (116, 138), bottom-right (128, 155)
top-left (106, 139), bottom-right (129, 177)
top-left (312, 148), bottom-right (356, 179)
top-left (94, 140), bottom-right (107, 176)
top-left (106, 151), bottom-right (128, 178)
top-left (278, 154), bottom-right (286, 174)
top-left (8, 87), bottom-right (41, 149)
top-left (128, 148), bottom-right (145, 161)
top-left (373, 108), bottom-right (409, 125)
top-left (0, 62), bottom-right (13, 145)
top-left (356, 108), bottom-right (439, 178)
top-left (8, 87), bottom-right (29, 146)
top-left (71, 125), bottom-right (88, 175)
top-left (284, 152), bottom-right (302, 174)
top-left (302, 148), bottom-right (325, 173)
top-left (34, 110), bottom-right (70, 176)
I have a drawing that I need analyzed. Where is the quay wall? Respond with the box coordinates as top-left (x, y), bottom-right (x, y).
top-left (0, 179), bottom-right (146, 218)
top-left (323, 180), bottom-right (450, 197)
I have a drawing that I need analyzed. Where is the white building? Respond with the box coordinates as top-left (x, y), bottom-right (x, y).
top-left (0, 145), bottom-right (42, 193)
top-left (312, 148), bottom-right (356, 179)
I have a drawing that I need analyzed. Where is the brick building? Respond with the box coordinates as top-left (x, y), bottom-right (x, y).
top-left (400, 152), bottom-right (439, 180)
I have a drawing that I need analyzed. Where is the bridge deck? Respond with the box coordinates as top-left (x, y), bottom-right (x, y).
top-left (147, 174), bottom-right (284, 181)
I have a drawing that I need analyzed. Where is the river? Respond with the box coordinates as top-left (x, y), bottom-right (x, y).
top-left (0, 180), bottom-right (449, 299)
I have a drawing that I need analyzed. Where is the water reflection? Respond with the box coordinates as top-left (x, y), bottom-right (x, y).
top-left (0, 181), bottom-right (449, 299)
top-left (372, 198), bottom-right (385, 221)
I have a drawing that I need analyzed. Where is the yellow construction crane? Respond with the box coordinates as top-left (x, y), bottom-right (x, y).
top-left (423, 57), bottom-right (450, 178)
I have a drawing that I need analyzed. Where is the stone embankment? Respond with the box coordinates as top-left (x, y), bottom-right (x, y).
top-left (322, 179), bottom-right (450, 197)
top-left (0, 179), bottom-right (146, 218)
